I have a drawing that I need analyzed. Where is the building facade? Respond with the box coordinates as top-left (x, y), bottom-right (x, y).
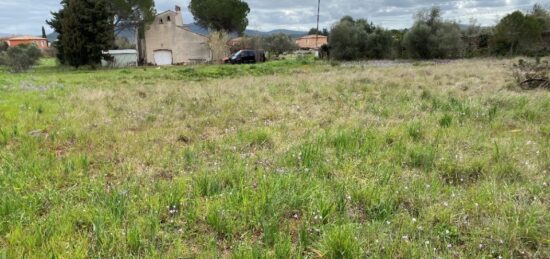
top-left (144, 6), bottom-right (212, 65)
top-left (295, 35), bottom-right (328, 50)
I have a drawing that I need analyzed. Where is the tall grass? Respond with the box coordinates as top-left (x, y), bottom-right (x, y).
top-left (0, 58), bottom-right (548, 257)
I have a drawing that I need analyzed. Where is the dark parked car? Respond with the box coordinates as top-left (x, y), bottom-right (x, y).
top-left (226, 50), bottom-right (266, 64)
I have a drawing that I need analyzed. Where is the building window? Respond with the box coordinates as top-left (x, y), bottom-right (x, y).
top-left (160, 18), bottom-right (163, 24)
top-left (167, 16), bottom-right (171, 22)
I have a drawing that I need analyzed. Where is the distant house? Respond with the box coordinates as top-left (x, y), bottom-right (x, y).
top-left (227, 37), bottom-right (244, 50)
top-left (0, 36), bottom-right (48, 49)
top-left (101, 49), bottom-right (138, 68)
top-left (143, 5), bottom-right (212, 65)
top-left (296, 34), bottom-right (328, 50)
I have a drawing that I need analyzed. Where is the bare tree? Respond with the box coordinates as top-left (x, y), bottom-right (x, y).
top-left (208, 31), bottom-right (231, 64)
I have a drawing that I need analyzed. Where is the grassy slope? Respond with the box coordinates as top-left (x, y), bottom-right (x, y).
top-left (0, 58), bottom-right (548, 258)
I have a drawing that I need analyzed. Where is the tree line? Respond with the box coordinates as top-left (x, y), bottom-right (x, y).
top-left (328, 5), bottom-right (550, 61)
top-left (2, 1), bottom-right (548, 70)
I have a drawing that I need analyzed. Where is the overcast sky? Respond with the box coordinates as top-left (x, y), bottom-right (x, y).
top-left (0, 0), bottom-right (545, 35)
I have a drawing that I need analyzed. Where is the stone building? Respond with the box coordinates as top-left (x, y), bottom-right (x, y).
top-left (143, 6), bottom-right (211, 65)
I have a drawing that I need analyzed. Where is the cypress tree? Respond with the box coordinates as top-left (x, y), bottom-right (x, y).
top-left (41, 26), bottom-right (47, 39)
top-left (48, 0), bottom-right (114, 68)
top-left (47, 0), bottom-right (67, 64)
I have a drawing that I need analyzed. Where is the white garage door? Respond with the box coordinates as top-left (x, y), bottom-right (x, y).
top-left (154, 50), bottom-right (172, 66)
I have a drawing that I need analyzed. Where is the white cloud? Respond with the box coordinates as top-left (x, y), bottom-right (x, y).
top-left (0, 0), bottom-right (542, 35)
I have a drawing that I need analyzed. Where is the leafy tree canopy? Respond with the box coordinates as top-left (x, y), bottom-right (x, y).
top-left (263, 33), bottom-right (298, 55)
top-left (403, 7), bottom-right (463, 59)
top-left (189, 0), bottom-right (250, 33)
top-left (110, 0), bottom-right (156, 35)
top-left (490, 10), bottom-right (544, 55)
top-left (308, 28), bottom-right (329, 36)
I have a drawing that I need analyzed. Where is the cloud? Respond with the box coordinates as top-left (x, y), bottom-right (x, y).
top-left (0, 0), bottom-right (541, 35)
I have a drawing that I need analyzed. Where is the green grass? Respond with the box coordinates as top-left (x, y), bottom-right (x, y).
top-left (0, 57), bottom-right (549, 258)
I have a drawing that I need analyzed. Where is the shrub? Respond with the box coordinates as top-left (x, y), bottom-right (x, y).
top-left (4, 44), bottom-right (42, 72)
top-left (0, 41), bottom-right (8, 53)
top-left (0, 52), bottom-right (7, 66)
top-left (403, 7), bottom-right (464, 59)
top-left (263, 33), bottom-right (298, 56)
top-left (329, 16), bottom-right (395, 60)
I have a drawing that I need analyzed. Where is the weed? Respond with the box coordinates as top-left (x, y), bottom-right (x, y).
top-left (319, 225), bottom-right (362, 259)
top-left (439, 114), bottom-right (453, 128)
top-left (206, 205), bottom-right (233, 238)
top-left (407, 122), bottom-right (424, 141)
top-left (408, 145), bottom-right (436, 170)
top-left (194, 173), bottom-right (223, 197)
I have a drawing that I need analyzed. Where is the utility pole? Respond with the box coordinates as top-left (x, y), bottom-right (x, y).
top-left (315, 0), bottom-right (321, 50)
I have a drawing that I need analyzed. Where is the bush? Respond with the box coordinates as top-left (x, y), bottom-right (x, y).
top-left (403, 7), bottom-right (464, 59)
top-left (329, 16), bottom-right (400, 61)
top-left (0, 42), bottom-right (8, 53)
top-left (4, 44), bottom-right (42, 72)
top-left (263, 33), bottom-right (298, 56)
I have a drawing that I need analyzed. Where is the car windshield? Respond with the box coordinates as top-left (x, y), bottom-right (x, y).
top-left (231, 50), bottom-right (243, 58)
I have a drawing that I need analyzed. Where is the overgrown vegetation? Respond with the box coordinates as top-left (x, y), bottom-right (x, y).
top-left (490, 4), bottom-right (550, 56)
top-left (328, 4), bottom-right (550, 61)
top-left (329, 16), bottom-right (396, 60)
top-left (0, 58), bottom-right (548, 257)
top-left (0, 44), bottom-right (42, 72)
top-left (263, 33), bottom-right (299, 56)
top-left (513, 58), bottom-right (550, 89)
top-left (403, 7), bottom-right (463, 59)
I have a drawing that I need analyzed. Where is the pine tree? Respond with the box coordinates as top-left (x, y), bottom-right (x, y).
top-left (48, 0), bottom-right (114, 68)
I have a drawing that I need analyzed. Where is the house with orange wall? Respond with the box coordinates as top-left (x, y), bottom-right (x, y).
top-left (295, 34), bottom-right (327, 50)
top-left (1, 36), bottom-right (48, 49)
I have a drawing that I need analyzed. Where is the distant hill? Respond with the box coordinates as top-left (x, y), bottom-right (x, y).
top-left (245, 29), bottom-right (307, 38)
top-left (44, 23), bottom-right (308, 44)
top-left (47, 32), bottom-right (58, 42)
top-left (0, 32), bottom-right (14, 38)
top-left (185, 23), bottom-right (307, 38)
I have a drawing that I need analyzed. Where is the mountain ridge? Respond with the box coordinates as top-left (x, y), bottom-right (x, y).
top-left (44, 23), bottom-right (307, 43)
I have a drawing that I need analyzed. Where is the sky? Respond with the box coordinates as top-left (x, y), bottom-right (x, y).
top-left (0, 0), bottom-right (545, 35)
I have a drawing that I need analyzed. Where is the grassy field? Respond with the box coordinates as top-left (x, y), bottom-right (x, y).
top-left (0, 57), bottom-right (549, 258)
